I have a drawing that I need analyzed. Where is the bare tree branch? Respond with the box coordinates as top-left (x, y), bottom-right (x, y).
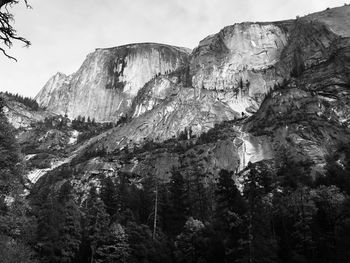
top-left (0, 0), bottom-right (13, 9)
top-left (0, 0), bottom-right (30, 61)
top-left (0, 45), bottom-right (16, 60)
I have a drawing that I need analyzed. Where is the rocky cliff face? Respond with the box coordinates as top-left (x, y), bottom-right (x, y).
top-left (190, 22), bottom-right (291, 114)
top-left (0, 93), bottom-right (54, 128)
top-left (35, 43), bottom-right (190, 122)
top-left (36, 22), bottom-right (293, 124)
top-left (243, 5), bottom-right (350, 172)
top-left (91, 21), bottom-right (294, 148)
top-left (84, 5), bottom-right (350, 171)
top-left (27, 5), bottom-right (350, 182)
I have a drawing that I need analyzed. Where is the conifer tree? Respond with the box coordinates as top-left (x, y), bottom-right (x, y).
top-left (239, 162), bottom-right (278, 263)
top-left (0, 97), bottom-right (22, 197)
top-left (174, 217), bottom-right (205, 263)
top-left (164, 169), bottom-right (189, 236)
top-left (84, 186), bottom-right (110, 263)
top-left (57, 182), bottom-right (81, 263)
top-left (214, 169), bottom-right (246, 261)
top-left (36, 181), bottom-right (81, 263)
top-left (100, 177), bottom-right (119, 220)
top-left (95, 223), bottom-right (130, 263)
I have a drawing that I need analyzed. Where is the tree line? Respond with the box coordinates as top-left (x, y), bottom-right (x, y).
top-left (2, 91), bottom-right (41, 111)
top-left (4, 149), bottom-right (350, 262)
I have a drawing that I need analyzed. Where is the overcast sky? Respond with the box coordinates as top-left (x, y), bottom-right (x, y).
top-left (0, 0), bottom-right (347, 97)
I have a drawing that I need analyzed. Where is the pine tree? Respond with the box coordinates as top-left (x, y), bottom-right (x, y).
top-left (290, 46), bottom-right (305, 78)
top-left (36, 192), bottom-right (60, 262)
top-left (186, 166), bottom-right (210, 221)
top-left (95, 223), bottom-right (130, 263)
top-left (214, 170), bottom-right (246, 261)
top-left (239, 162), bottom-right (278, 263)
top-left (84, 186), bottom-right (110, 263)
top-left (0, 181), bottom-right (38, 263)
top-left (273, 186), bottom-right (317, 263)
top-left (126, 221), bottom-right (172, 263)
top-left (239, 78), bottom-right (244, 91)
top-left (163, 169), bottom-right (189, 236)
top-left (36, 181), bottom-right (81, 263)
top-left (215, 170), bottom-right (246, 220)
top-left (174, 217), bottom-right (205, 263)
top-left (100, 177), bottom-right (119, 220)
top-left (275, 146), bottom-right (312, 189)
top-left (0, 97), bottom-right (22, 197)
top-left (336, 197), bottom-right (350, 262)
top-left (57, 182), bottom-right (81, 263)
top-left (138, 175), bottom-right (157, 226)
top-left (312, 186), bottom-right (345, 262)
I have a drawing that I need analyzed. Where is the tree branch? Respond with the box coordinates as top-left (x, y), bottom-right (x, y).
top-left (0, 0), bottom-right (30, 60)
top-left (0, 45), bottom-right (16, 60)
top-left (0, 0), bottom-right (13, 9)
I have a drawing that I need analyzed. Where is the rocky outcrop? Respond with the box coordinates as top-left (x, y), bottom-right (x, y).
top-left (123, 21), bottom-right (294, 148)
top-left (190, 22), bottom-right (292, 114)
top-left (35, 43), bottom-right (190, 122)
top-left (1, 95), bottom-right (54, 128)
top-left (93, 86), bottom-right (239, 152)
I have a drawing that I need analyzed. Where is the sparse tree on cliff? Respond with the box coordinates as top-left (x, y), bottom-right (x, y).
top-left (0, 0), bottom-right (30, 61)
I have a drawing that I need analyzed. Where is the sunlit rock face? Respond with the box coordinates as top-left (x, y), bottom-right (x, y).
top-left (190, 22), bottom-right (291, 114)
top-left (233, 127), bottom-right (273, 171)
top-left (131, 76), bottom-right (181, 118)
top-left (32, 5), bottom-right (350, 176)
top-left (96, 86), bottom-right (239, 152)
top-left (0, 95), bottom-right (54, 129)
top-left (35, 43), bottom-right (190, 122)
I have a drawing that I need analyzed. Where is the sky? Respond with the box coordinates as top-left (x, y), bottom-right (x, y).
top-left (0, 0), bottom-right (347, 97)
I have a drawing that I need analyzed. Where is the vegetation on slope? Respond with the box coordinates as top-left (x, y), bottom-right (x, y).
top-left (0, 97), bottom-right (38, 262)
top-left (1, 91), bottom-right (41, 111)
top-left (25, 139), bottom-right (350, 263)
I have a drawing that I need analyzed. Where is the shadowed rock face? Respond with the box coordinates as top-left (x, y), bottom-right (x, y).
top-left (35, 43), bottom-right (190, 122)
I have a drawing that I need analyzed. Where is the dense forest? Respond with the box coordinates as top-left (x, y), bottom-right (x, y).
top-left (1, 92), bottom-right (350, 263)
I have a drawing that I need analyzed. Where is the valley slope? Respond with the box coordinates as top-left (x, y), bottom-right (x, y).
top-left (5, 5), bottom-right (350, 191)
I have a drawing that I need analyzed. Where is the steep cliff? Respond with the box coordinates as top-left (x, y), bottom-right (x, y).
top-left (102, 21), bottom-right (293, 148)
top-left (79, 6), bottom-right (350, 171)
top-left (243, 5), bottom-right (350, 172)
top-left (27, 5), bottom-right (350, 182)
top-left (35, 43), bottom-right (190, 122)
top-left (190, 21), bottom-right (293, 114)
top-left (36, 22), bottom-right (293, 124)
